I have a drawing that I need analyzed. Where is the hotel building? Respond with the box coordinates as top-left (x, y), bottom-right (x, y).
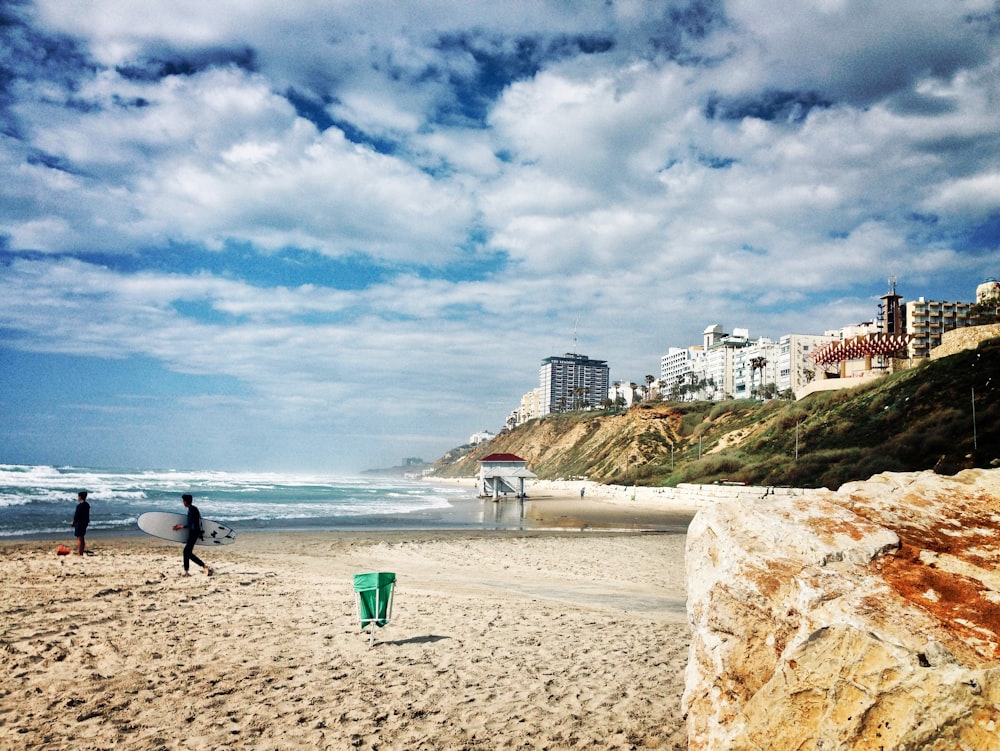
top-left (539, 353), bottom-right (610, 414)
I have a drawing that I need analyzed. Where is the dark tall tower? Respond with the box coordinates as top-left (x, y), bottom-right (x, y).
top-left (879, 277), bottom-right (904, 335)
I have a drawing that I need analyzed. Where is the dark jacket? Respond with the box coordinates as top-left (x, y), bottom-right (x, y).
top-left (73, 501), bottom-right (90, 534)
top-left (186, 504), bottom-right (203, 541)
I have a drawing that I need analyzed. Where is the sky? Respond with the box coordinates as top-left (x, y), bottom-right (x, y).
top-left (2, 1), bottom-right (999, 473)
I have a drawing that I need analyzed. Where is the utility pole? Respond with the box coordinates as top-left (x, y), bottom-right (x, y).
top-left (972, 387), bottom-right (977, 451)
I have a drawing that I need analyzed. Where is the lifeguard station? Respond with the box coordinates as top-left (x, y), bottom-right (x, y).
top-left (353, 572), bottom-right (396, 648)
top-left (477, 453), bottom-right (536, 500)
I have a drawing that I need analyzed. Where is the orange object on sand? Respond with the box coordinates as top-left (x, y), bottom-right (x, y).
top-left (56, 545), bottom-right (71, 556)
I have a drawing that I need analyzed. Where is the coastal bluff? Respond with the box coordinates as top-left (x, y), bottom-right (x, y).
top-left (683, 468), bottom-right (1000, 751)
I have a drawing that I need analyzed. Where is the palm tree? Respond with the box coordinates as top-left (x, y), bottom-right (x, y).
top-left (670, 375), bottom-right (684, 401)
top-left (644, 374), bottom-right (655, 401)
top-left (686, 372), bottom-right (703, 401)
top-left (749, 356), bottom-right (767, 400)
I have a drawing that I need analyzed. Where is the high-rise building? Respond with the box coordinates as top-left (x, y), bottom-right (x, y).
top-left (904, 297), bottom-right (974, 359)
top-left (696, 326), bottom-right (754, 399)
top-left (659, 346), bottom-right (702, 400)
top-left (539, 353), bottom-right (610, 414)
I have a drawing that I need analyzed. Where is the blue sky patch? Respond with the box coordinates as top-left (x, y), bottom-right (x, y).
top-left (704, 90), bottom-right (833, 123)
top-left (962, 214), bottom-right (1000, 251)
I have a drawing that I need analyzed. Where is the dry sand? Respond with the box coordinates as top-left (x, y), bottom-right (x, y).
top-left (0, 523), bottom-right (690, 750)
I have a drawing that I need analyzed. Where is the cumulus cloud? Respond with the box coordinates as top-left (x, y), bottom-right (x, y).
top-left (2, 0), bottom-right (999, 469)
top-left (924, 173), bottom-right (1000, 217)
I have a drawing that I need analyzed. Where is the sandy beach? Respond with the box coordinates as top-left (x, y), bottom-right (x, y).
top-left (0, 500), bottom-right (691, 750)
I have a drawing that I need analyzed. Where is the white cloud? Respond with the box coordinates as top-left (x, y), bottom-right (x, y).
top-left (140, 122), bottom-right (475, 261)
top-left (8, 63), bottom-right (477, 261)
top-left (923, 173), bottom-right (1000, 219)
top-left (4, 1), bottom-right (1000, 469)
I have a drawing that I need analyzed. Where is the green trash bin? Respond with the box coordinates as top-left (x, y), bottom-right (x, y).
top-left (353, 572), bottom-right (396, 647)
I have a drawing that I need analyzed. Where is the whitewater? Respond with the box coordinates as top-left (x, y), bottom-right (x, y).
top-left (0, 464), bottom-right (488, 539)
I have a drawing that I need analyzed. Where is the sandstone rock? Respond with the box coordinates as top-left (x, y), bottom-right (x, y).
top-left (683, 468), bottom-right (1000, 751)
top-left (932, 322), bottom-right (1000, 359)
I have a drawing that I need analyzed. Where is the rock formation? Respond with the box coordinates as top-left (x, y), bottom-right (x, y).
top-left (683, 468), bottom-right (1000, 750)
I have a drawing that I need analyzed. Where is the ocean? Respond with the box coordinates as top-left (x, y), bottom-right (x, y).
top-left (0, 464), bottom-right (516, 540)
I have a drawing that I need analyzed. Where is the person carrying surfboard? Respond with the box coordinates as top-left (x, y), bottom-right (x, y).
top-left (172, 494), bottom-right (213, 576)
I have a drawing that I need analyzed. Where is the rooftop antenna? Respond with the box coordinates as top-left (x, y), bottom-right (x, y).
top-left (888, 276), bottom-right (897, 295)
top-left (573, 317), bottom-right (578, 354)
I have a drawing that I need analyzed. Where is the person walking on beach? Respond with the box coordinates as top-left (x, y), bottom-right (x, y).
top-left (172, 494), bottom-right (212, 576)
top-left (72, 491), bottom-right (90, 555)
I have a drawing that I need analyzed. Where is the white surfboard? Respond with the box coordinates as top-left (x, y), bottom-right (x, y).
top-left (137, 511), bottom-right (237, 546)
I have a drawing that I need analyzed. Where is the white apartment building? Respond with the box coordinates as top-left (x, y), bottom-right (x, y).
top-left (731, 338), bottom-right (781, 398)
top-left (905, 297), bottom-right (974, 359)
top-left (694, 326), bottom-right (754, 399)
top-left (515, 387), bottom-right (542, 426)
top-left (610, 378), bottom-right (652, 407)
top-left (660, 326), bottom-right (837, 402)
top-left (777, 333), bottom-right (839, 393)
top-left (539, 353), bottom-right (610, 414)
top-left (659, 346), bottom-right (701, 397)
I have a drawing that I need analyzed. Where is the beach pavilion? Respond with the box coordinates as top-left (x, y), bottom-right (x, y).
top-left (478, 453), bottom-right (536, 500)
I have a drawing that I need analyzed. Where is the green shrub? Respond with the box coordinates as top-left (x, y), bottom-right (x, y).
top-left (676, 451), bottom-right (747, 483)
top-left (680, 411), bottom-right (705, 434)
top-left (708, 402), bottom-right (730, 420)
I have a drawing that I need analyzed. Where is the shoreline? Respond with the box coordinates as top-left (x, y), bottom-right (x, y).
top-left (1, 484), bottom-right (697, 545)
top-left (1, 526), bottom-right (690, 749)
top-left (432, 475), bottom-right (714, 512)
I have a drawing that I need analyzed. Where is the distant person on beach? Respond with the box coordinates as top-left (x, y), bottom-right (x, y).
top-left (172, 494), bottom-right (212, 576)
top-left (72, 491), bottom-right (90, 555)
top-left (580, 487), bottom-right (585, 498)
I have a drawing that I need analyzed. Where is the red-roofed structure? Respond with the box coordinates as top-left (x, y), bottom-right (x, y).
top-left (810, 333), bottom-right (911, 368)
top-left (480, 453), bottom-right (527, 463)
top-left (478, 454), bottom-right (536, 500)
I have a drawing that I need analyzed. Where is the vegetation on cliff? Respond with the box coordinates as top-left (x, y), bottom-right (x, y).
top-left (431, 338), bottom-right (1000, 489)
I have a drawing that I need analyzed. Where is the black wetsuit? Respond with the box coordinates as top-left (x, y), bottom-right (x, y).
top-left (182, 503), bottom-right (206, 572)
top-left (73, 500), bottom-right (90, 539)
